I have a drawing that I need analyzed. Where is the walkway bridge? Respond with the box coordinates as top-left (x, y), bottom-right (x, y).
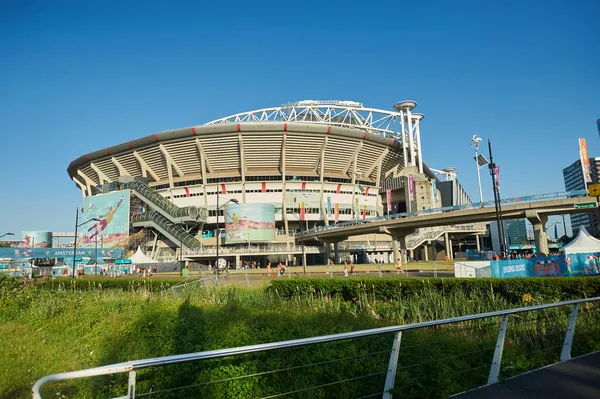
top-left (300, 190), bottom-right (597, 259)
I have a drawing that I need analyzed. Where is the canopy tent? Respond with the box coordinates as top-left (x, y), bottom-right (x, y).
top-left (128, 247), bottom-right (158, 264)
top-left (561, 227), bottom-right (600, 255)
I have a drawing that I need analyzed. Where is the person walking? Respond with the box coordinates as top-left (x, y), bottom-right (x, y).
top-left (396, 260), bottom-right (404, 274)
top-left (349, 261), bottom-right (355, 276)
top-left (343, 263), bottom-right (349, 277)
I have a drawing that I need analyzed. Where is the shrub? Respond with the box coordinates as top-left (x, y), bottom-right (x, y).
top-left (32, 277), bottom-right (186, 291)
top-left (267, 276), bottom-right (600, 304)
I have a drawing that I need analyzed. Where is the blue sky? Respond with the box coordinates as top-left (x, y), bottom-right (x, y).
top-left (1, 0), bottom-right (598, 238)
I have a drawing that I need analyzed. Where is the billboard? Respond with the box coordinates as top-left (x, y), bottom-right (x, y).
top-left (21, 231), bottom-right (53, 248)
top-left (579, 138), bottom-right (592, 184)
top-left (225, 203), bottom-right (275, 243)
top-left (80, 190), bottom-right (130, 248)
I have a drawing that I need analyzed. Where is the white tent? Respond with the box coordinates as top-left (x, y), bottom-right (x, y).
top-left (128, 247), bottom-right (158, 264)
top-left (561, 227), bottom-right (600, 255)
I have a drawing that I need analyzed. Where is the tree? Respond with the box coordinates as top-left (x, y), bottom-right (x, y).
top-left (0, 242), bottom-right (11, 248)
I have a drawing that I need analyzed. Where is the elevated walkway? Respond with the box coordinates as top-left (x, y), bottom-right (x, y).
top-left (132, 212), bottom-right (202, 252)
top-left (119, 180), bottom-right (207, 224)
top-left (454, 351), bottom-right (600, 399)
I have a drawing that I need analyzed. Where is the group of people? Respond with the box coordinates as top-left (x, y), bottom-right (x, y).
top-left (266, 262), bottom-right (287, 277)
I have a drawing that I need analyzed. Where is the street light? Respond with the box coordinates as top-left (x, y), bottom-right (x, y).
top-left (0, 232), bottom-right (15, 239)
top-left (215, 190), bottom-right (238, 274)
top-left (72, 207), bottom-right (100, 278)
top-left (470, 134), bottom-right (489, 206)
top-left (293, 193), bottom-right (310, 275)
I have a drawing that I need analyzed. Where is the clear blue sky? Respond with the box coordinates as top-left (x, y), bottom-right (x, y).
top-left (1, 0), bottom-right (598, 237)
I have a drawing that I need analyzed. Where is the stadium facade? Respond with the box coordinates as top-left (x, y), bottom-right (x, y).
top-left (67, 100), bottom-right (483, 266)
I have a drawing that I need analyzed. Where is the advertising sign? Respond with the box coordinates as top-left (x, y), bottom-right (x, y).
top-left (579, 138), bottom-right (592, 184)
top-left (334, 203), bottom-right (339, 222)
top-left (386, 189), bottom-right (392, 215)
top-left (432, 179), bottom-right (437, 204)
top-left (408, 174), bottom-right (415, 201)
top-left (327, 196), bottom-right (332, 217)
top-left (494, 166), bottom-right (500, 192)
top-left (225, 203), bottom-right (276, 243)
top-left (490, 254), bottom-right (600, 278)
top-left (81, 190), bottom-right (130, 248)
top-left (21, 231), bottom-right (53, 248)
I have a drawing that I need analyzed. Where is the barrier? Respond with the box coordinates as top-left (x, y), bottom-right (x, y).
top-left (491, 253), bottom-right (600, 278)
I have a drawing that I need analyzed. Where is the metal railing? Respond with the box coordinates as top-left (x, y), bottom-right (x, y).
top-left (32, 296), bottom-right (600, 398)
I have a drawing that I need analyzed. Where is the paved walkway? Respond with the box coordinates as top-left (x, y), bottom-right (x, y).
top-left (454, 352), bottom-right (600, 398)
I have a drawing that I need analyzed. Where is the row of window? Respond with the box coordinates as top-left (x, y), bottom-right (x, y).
top-left (152, 175), bottom-right (377, 188)
top-left (167, 189), bottom-right (378, 199)
top-left (205, 208), bottom-right (377, 217)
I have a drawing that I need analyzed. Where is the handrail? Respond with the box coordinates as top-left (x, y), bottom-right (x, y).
top-left (32, 295), bottom-right (600, 398)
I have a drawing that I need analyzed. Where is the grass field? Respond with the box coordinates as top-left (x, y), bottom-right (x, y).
top-left (3, 274), bottom-right (600, 398)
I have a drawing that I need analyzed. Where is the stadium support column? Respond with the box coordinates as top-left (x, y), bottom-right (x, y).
top-left (444, 232), bottom-right (453, 260)
top-left (475, 234), bottom-right (481, 252)
top-left (423, 244), bottom-right (429, 261)
top-left (390, 232), bottom-right (409, 264)
top-left (334, 242), bottom-right (340, 264)
top-left (526, 210), bottom-right (549, 256)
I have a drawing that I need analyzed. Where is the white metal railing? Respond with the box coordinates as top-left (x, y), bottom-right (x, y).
top-left (32, 296), bottom-right (600, 398)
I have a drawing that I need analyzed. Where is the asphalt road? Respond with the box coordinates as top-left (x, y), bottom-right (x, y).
top-left (453, 352), bottom-right (600, 399)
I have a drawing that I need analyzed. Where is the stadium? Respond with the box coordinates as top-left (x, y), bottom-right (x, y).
top-left (67, 100), bottom-right (479, 267)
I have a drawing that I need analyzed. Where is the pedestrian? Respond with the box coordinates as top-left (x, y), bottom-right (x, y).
top-left (344, 263), bottom-right (348, 277)
top-left (396, 260), bottom-right (403, 274)
top-left (349, 261), bottom-right (355, 276)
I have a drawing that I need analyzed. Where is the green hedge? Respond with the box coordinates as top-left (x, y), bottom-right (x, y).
top-left (0, 275), bottom-right (186, 291)
top-left (267, 276), bottom-right (600, 303)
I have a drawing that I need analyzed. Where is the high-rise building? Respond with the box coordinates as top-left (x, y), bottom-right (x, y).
top-left (506, 219), bottom-right (528, 245)
top-left (563, 158), bottom-right (600, 235)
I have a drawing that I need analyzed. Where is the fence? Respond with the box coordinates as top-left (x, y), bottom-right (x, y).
top-left (32, 296), bottom-right (600, 398)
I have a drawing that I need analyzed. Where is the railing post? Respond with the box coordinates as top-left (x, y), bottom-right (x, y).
top-left (487, 314), bottom-right (509, 385)
top-left (382, 332), bottom-right (402, 399)
top-left (561, 304), bottom-right (579, 361)
top-left (127, 370), bottom-right (136, 398)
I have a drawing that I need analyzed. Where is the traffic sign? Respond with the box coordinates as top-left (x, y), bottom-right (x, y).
top-left (589, 184), bottom-right (600, 197)
top-left (575, 202), bottom-right (597, 209)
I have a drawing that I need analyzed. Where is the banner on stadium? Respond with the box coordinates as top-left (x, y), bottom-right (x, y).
top-left (334, 203), bottom-right (339, 222)
top-left (408, 174), bottom-right (415, 201)
top-left (490, 253), bottom-right (600, 278)
top-left (579, 138), bottom-right (592, 184)
top-left (81, 190), bottom-right (130, 248)
top-left (225, 203), bottom-right (276, 243)
top-left (327, 196), bottom-right (332, 217)
top-left (386, 189), bottom-right (392, 215)
top-left (432, 179), bottom-right (438, 205)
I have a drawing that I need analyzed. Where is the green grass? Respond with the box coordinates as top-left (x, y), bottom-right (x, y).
top-left (1, 276), bottom-right (600, 398)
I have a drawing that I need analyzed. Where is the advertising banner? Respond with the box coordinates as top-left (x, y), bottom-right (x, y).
top-left (490, 254), bottom-right (600, 278)
top-left (0, 247), bottom-right (122, 265)
top-left (494, 166), bottom-right (500, 192)
top-left (81, 190), bottom-right (130, 248)
top-left (432, 179), bottom-right (437, 205)
top-left (408, 174), bottom-right (414, 201)
top-left (225, 203), bottom-right (276, 243)
top-left (579, 138), bottom-right (592, 184)
top-left (21, 231), bottom-right (53, 248)
top-left (334, 203), bottom-right (339, 222)
top-left (327, 196), bottom-right (332, 217)
top-left (386, 189), bottom-right (392, 215)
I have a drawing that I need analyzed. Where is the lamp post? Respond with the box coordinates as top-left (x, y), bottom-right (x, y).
top-left (94, 233), bottom-right (98, 277)
top-left (488, 139), bottom-right (507, 257)
top-left (470, 134), bottom-right (488, 206)
top-left (72, 208), bottom-right (100, 278)
top-left (0, 232), bottom-right (15, 240)
top-left (215, 190), bottom-right (238, 274)
top-left (294, 193), bottom-right (309, 275)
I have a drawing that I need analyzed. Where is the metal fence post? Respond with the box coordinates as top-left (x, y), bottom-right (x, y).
top-left (487, 314), bottom-right (509, 385)
top-left (127, 370), bottom-right (136, 398)
top-left (382, 332), bottom-right (402, 399)
top-left (560, 304), bottom-right (579, 361)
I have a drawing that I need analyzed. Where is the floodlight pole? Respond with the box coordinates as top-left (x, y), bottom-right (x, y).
top-left (488, 139), bottom-right (507, 257)
top-left (72, 208), bottom-right (79, 278)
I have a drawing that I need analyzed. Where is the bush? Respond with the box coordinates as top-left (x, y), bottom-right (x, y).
top-left (267, 276), bottom-right (600, 304)
top-left (32, 277), bottom-right (186, 291)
